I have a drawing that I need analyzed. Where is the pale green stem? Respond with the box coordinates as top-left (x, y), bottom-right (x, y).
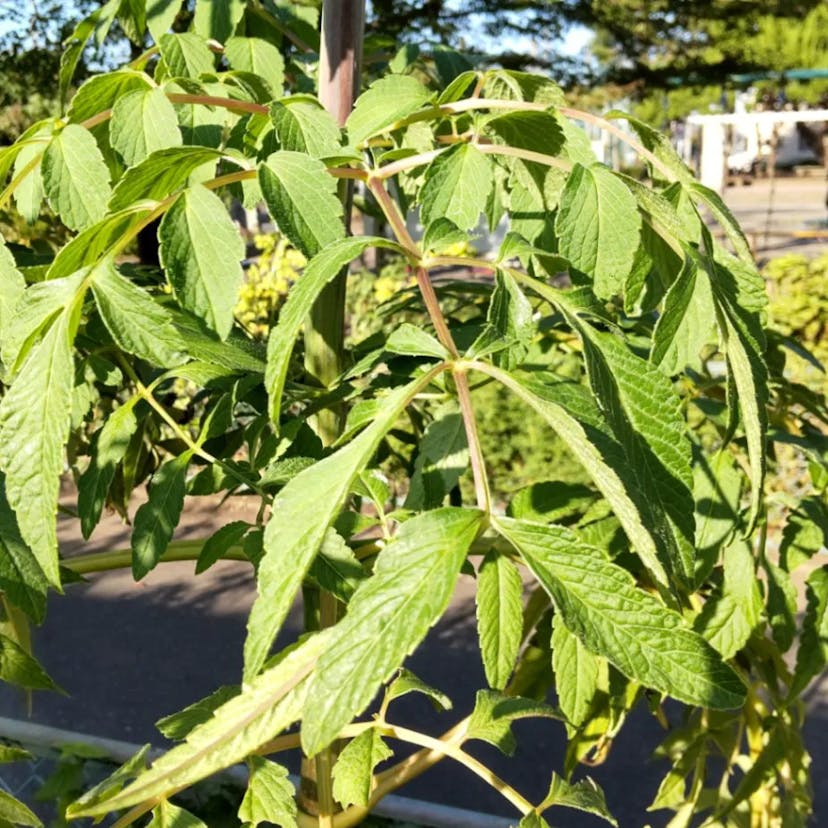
top-left (65, 542), bottom-right (247, 576)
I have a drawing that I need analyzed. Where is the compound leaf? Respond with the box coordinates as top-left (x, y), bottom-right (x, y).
top-left (301, 508), bottom-right (483, 756)
top-left (495, 518), bottom-right (745, 709)
top-left (245, 374), bottom-right (440, 681)
top-left (69, 631), bottom-right (329, 818)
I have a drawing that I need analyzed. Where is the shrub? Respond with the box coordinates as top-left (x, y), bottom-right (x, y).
top-left (0, 2), bottom-right (825, 827)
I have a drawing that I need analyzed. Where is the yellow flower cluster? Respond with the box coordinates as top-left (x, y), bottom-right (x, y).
top-left (235, 233), bottom-right (306, 337)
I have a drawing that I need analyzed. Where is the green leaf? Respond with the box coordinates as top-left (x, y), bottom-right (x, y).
top-left (688, 181), bottom-right (753, 264)
top-left (59, 0), bottom-right (119, 106)
top-left (109, 146), bottom-right (223, 211)
top-left (77, 397), bottom-right (140, 540)
top-left (265, 236), bottom-right (399, 421)
top-left (0, 306), bottom-right (80, 587)
top-left (780, 498), bottom-right (828, 572)
top-left (508, 481), bottom-right (595, 525)
top-left (159, 184), bottom-right (245, 340)
top-left (307, 528), bottom-right (366, 603)
top-left (0, 790), bottom-right (42, 827)
top-left (49, 208), bottom-right (152, 280)
top-left (148, 801), bottom-right (206, 827)
top-left (477, 365), bottom-right (671, 588)
top-left (91, 262), bottom-right (189, 367)
top-left (1, 271), bottom-right (85, 375)
top-left (0, 633), bottom-right (60, 691)
top-left (131, 451), bottom-right (191, 580)
top-left (483, 70), bottom-right (564, 105)
top-left (147, 0), bottom-right (183, 42)
top-left (42, 125), bottom-right (111, 231)
top-left (472, 269), bottom-right (534, 369)
top-left (332, 729), bottom-right (393, 809)
top-left (420, 144), bottom-right (493, 232)
top-left (0, 478), bottom-right (48, 622)
top-left (159, 33), bottom-right (215, 78)
top-left (169, 308), bottom-right (265, 374)
top-left (764, 555), bottom-right (798, 653)
top-left (301, 508), bottom-right (483, 755)
top-left (156, 685), bottom-right (239, 740)
top-left (258, 151), bottom-right (345, 258)
top-left (476, 550), bottom-right (523, 690)
top-left (269, 97), bottom-right (342, 160)
top-left (0, 745), bottom-right (33, 764)
top-left (711, 282), bottom-right (767, 531)
top-left (67, 70), bottom-right (153, 124)
top-left (239, 757), bottom-right (297, 828)
top-left (608, 111), bottom-right (694, 184)
top-left (69, 631), bottom-right (329, 818)
top-left (495, 518), bottom-right (745, 709)
top-left (11, 136), bottom-right (46, 224)
top-left (346, 75), bottom-right (433, 146)
top-left (384, 669), bottom-right (452, 711)
top-left (69, 745), bottom-right (152, 816)
top-left (110, 87), bottom-right (182, 166)
top-left (555, 163), bottom-right (641, 300)
top-left (540, 773), bottom-right (617, 826)
top-left (193, 0), bottom-right (244, 42)
top-left (551, 613), bottom-right (603, 732)
top-left (576, 326), bottom-right (696, 586)
top-left (791, 566), bottom-right (828, 696)
top-left (651, 251), bottom-right (715, 375)
top-left (385, 324), bottom-right (449, 360)
top-left (196, 521), bottom-right (249, 574)
top-left (404, 400), bottom-right (469, 510)
top-left (485, 111), bottom-right (564, 157)
top-left (694, 540), bottom-right (762, 659)
top-left (517, 814), bottom-right (550, 828)
top-left (226, 38), bottom-right (285, 96)
top-left (0, 240), bottom-right (26, 367)
top-left (693, 449), bottom-right (742, 580)
top-left (466, 690), bottom-right (559, 755)
top-left (245, 374), bottom-right (439, 681)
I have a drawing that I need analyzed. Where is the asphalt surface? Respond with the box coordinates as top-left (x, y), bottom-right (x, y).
top-left (1, 179), bottom-right (826, 826)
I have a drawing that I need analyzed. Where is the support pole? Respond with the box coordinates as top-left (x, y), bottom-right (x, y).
top-left (299, 2), bottom-right (365, 822)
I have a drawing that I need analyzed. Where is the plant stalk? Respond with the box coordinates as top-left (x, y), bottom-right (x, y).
top-left (298, 1), bottom-right (365, 823)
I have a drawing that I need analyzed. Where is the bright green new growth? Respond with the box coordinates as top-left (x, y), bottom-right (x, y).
top-left (0, 1), bottom-right (823, 826)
